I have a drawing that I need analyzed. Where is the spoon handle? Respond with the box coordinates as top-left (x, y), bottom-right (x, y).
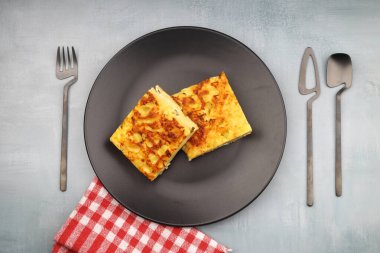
top-left (335, 88), bottom-right (345, 197)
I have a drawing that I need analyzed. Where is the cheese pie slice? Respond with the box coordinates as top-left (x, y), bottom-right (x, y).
top-left (172, 72), bottom-right (252, 161)
top-left (110, 86), bottom-right (198, 181)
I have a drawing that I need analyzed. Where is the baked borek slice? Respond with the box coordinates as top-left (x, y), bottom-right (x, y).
top-left (110, 86), bottom-right (198, 180)
top-left (172, 72), bottom-right (252, 160)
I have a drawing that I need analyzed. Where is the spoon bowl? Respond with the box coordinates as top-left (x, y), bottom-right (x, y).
top-left (327, 53), bottom-right (352, 88)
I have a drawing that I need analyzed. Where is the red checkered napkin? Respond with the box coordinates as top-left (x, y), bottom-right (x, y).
top-left (53, 177), bottom-right (230, 253)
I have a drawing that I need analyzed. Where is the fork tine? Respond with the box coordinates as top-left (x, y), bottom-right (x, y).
top-left (62, 46), bottom-right (66, 70)
top-left (67, 46), bottom-right (72, 68)
top-left (72, 47), bottom-right (77, 67)
top-left (56, 47), bottom-right (61, 72)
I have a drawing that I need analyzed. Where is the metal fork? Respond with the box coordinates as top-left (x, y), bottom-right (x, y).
top-left (56, 46), bottom-right (78, 192)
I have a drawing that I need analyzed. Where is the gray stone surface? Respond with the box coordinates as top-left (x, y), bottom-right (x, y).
top-left (1, 0), bottom-right (379, 252)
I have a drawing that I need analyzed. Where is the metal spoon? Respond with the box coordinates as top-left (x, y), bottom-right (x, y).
top-left (299, 47), bottom-right (321, 206)
top-left (326, 53), bottom-right (352, 197)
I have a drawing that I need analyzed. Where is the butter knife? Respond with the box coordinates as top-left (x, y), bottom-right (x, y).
top-left (298, 47), bottom-right (321, 206)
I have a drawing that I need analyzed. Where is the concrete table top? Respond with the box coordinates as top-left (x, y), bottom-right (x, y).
top-left (1, 0), bottom-right (379, 252)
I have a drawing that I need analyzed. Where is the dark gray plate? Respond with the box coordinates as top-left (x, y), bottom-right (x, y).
top-left (84, 27), bottom-right (286, 226)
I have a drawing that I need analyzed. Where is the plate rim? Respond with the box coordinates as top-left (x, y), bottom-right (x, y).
top-left (83, 26), bottom-right (287, 226)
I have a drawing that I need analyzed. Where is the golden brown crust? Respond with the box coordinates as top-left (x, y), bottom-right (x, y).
top-left (172, 72), bottom-right (252, 160)
top-left (110, 86), bottom-right (197, 181)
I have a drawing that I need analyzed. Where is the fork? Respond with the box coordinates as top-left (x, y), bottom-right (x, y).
top-left (56, 46), bottom-right (78, 192)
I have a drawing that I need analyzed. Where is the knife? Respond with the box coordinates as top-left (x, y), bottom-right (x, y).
top-left (298, 47), bottom-right (321, 206)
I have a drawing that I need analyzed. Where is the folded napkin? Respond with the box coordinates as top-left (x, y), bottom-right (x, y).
top-left (53, 177), bottom-right (229, 253)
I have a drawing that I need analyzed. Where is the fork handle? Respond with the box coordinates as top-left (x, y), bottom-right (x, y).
top-left (60, 78), bottom-right (77, 192)
top-left (60, 85), bottom-right (70, 192)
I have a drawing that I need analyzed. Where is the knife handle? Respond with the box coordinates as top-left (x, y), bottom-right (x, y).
top-left (306, 99), bottom-right (314, 206)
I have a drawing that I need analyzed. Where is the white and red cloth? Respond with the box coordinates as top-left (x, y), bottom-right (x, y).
top-left (53, 177), bottom-right (229, 253)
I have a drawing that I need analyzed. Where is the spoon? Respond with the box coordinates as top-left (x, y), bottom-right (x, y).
top-left (326, 53), bottom-right (352, 197)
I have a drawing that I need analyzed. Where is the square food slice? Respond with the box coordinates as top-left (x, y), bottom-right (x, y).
top-left (172, 72), bottom-right (252, 161)
top-left (110, 85), bottom-right (198, 181)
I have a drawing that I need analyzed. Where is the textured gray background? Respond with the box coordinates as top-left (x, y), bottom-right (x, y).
top-left (1, 0), bottom-right (380, 252)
